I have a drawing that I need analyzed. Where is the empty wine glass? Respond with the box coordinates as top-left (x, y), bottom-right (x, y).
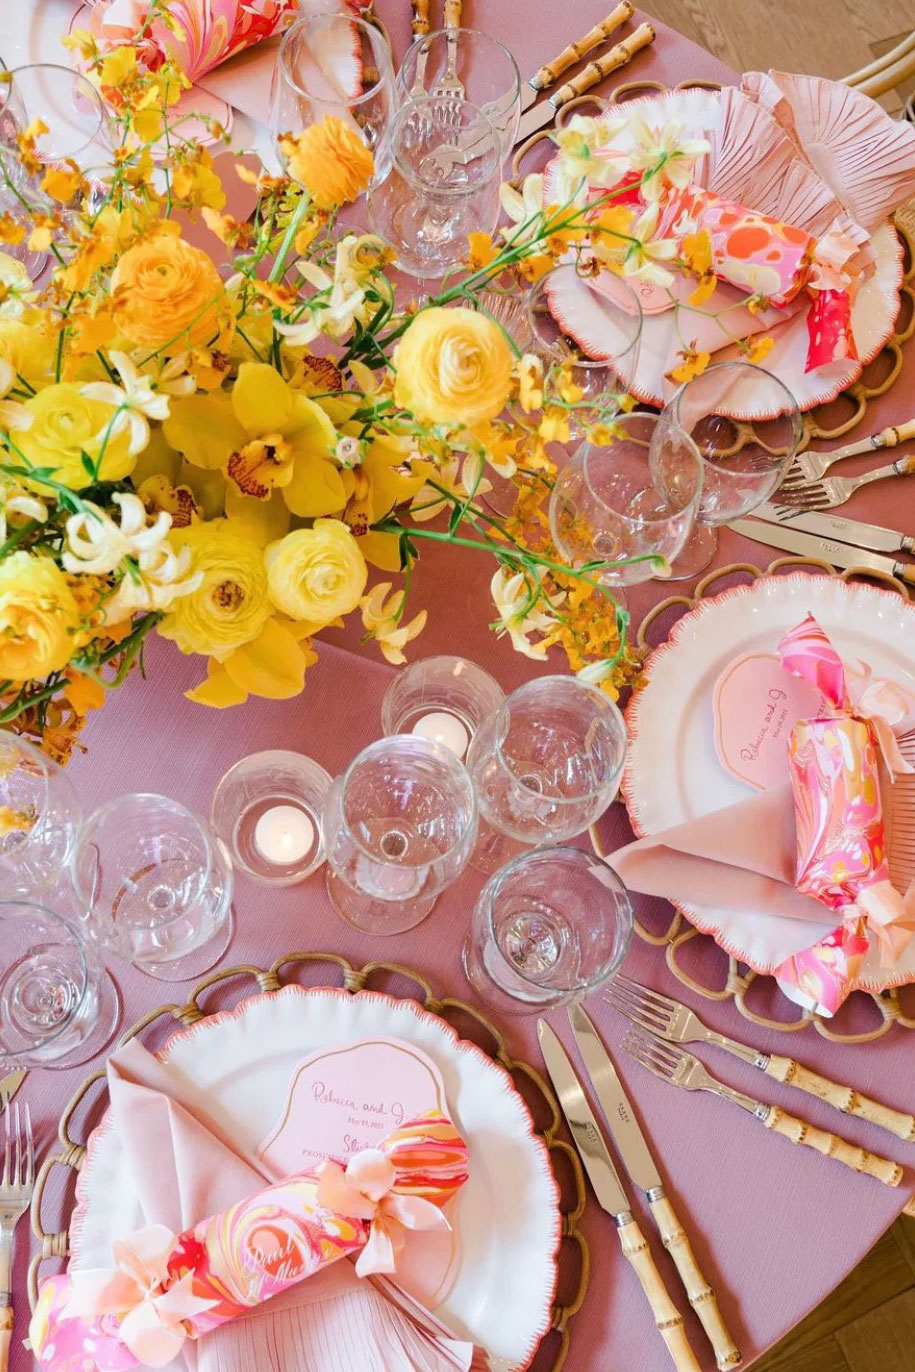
top-left (396, 29), bottom-right (522, 159)
top-left (527, 265), bottom-right (643, 438)
top-left (550, 413), bottom-right (703, 585)
top-left (367, 96), bottom-right (501, 279)
top-left (0, 734), bottom-right (81, 898)
top-left (462, 846), bottom-right (632, 1013)
top-left (72, 794), bottom-right (234, 982)
top-left (381, 655), bottom-right (504, 760)
top-left (662, 360), bottom-right (803, 579)
top-left (270, 13), bottom-right (395, 184)
top-left (0, 900), bottom-right (121, 1069)
top-left (466, 676), bottom-right (627, 876)
top-left (322, 735), bottom-right (477, 934)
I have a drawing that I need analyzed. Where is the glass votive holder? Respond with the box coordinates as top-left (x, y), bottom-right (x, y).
top-left (211, 750), bottom-right (332, 886)
top-left (380, 656), bottom-right (505, 761)
top-left (0, 733), bottom-right (81, 898)
top-left (462, 845), bottom-right (633, 1014)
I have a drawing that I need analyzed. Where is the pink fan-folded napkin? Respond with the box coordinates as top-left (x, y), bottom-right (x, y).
top-left (28, 1036), bottom-right (482, 1372)
top-left (613, 616), bottom-right (915, 1014)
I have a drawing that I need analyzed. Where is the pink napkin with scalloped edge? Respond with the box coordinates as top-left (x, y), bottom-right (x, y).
top-left (92, 1038), bottom-right (484, 1372)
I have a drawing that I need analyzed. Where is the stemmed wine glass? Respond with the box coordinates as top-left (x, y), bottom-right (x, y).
top-left (462, 846), bottom-right (633, 1014)
top-left (526, 265), bottom-right (643, 438)
top-left (0, 734), bottom-right (81, 898)
top-left (322, 735), bottom-right (478, 934)
top-left (0, 900), bottom-right (121, 1069)
top-left (661, 360), bottom-right (803, 579)
top-left (549, 412), bottom-right (704, 588)
top-left (269, 13), bottom-right (396, 184)
top-left (466, 675), bottom-right (627, 876)
top-left (72, 793), bottom-right (234, 981)
top-left (396, 28), bottom-right (522, 159)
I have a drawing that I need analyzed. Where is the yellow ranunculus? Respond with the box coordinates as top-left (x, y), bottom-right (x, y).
top-left (265, 519), bottom-right (367, 624)
top-left (0, 315), bottom-right (56, 388)
top-left (393, 307), bottom-right (513, 427)
top-left (0, 552), bottom-right (81, 681)
top-left (158, 520), bottom-right (271, 660)
top-left (110, 226), bottom-right (226, 353)
top-left (10, 383), bottom-right (134, 492)
top-left (280, 117), bottom-right (374, 209)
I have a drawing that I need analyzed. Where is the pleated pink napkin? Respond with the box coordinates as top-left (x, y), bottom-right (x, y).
top-left (610, 782), bottom-right (828, 925)
top-left (91, 1039), bottom-right (483, 1372)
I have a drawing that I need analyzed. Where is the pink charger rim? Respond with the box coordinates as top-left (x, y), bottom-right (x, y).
top-left (67, 983), bottom-right (562, 1372)
top-left (620, 572), bottom-right (915, 991)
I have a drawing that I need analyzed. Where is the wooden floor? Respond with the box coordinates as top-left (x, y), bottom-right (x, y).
top-left (641, 7), bottom-right (915, 1369)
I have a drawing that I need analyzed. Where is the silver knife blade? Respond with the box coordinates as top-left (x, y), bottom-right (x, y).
top-left (538, 1019), bottom-right (631, 1218)
top-left (569, 1004), bottom-right (662, 1194)
top-left (0, 1070), bottom-right (26, 1104)
top-left (753, 503), bottom-right (915, 556)
top-left (515, 95), bottom-right (562, 147)
top-left (731, 518), bottom-right (911, 580)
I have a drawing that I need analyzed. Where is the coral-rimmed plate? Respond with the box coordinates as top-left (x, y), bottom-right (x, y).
top-left (622, 574), bottom-right (915, 989)
top-left (69, 986), bottom-right (561, 1372)
top-left (542, 85), bottom-right (906, 417)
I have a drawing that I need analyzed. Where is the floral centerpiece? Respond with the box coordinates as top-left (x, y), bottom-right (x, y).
top-left (0, 7), bottom-right (717, 760)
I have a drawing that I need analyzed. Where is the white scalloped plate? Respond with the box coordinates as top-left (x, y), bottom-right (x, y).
top-left (622, 574), bottom-right (915, 989)
top-left (542, 88), bottom-right (904, 417)
top-left (69, 986), bottom-right (560, 1372)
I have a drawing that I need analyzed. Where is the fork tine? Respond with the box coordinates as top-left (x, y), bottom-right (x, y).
top-left (623, 1035), bottom-right (674, 1080)
top-left (14, 1101), bottom-right (21, 1188)
top-left (624, 1028), bottom-right (683, 1073)
top-left (607, 993), bottom-right (669, 1035)
top-left (612, 974), bottom-right (678, 1013)
top-left (606, 986), bottom-right (671, 1030)
top-left (2, 1095), bottom-right (9, 1188)
top-left (25, 1102), bottom-right (34, 1187)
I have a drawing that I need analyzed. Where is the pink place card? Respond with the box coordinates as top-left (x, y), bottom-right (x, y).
top-left (258, 1037), bottom-right (462, 1309)
top-left (713, 651), bottom-right (829, 790)
top-left (590, 272), bottom-right (675, 315)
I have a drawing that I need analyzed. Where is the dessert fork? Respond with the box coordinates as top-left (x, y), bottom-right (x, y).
top-left (778, 418), bottom-right (915, 490)
top-left (607, 975), bottom-right (915, 1140)
top-left (429, 0), bottom-right (465, 126)
top-left (0, 1097), bottom-right (35, 1372)
top-left (775, 454), bottom-right (915, 513)
top-left (623, 1030), bottom-right (903, 1187)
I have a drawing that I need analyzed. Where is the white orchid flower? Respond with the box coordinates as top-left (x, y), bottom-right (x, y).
top-left (0, 251), bottom-right (38, 319)
top-left (617, 202), bottom-right (678, 287)
top-left (627, 116), bottom-right (710, 201)
top-left (360, 582), bottom-right (427, 666)
top-left (278, 233), bottom-right (384, 344)
top-left (490, 566), bottom-right (564, 661)
top-left (552, 114), bottom-right (629, 204)
top-left (0, 478), bottom-right (47, 546)
top-left (81, 351), bottom-right (178, 456)
top-left (499, 174), bottom-right (545, 243)
top-left (410, 454), bottom-right (492, 523)
top-left (104, 541), bottom-right (202, 621)
top-left (62, 492), bottom-right (172, 576)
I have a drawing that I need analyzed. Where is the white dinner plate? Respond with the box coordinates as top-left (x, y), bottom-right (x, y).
top-left (622, 574), bottom-right (915, 989)
top-left (69, 986), bottom-right (560, 1372)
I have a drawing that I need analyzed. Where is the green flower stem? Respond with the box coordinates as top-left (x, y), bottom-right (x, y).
top-left (268, 193), bottom-right (311, 284)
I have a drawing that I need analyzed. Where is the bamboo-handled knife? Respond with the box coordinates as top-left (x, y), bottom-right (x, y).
top-left (569, 1005), bottom-right (742, 1369)
top-left (524, 2), bottom-right (634, 109)
top-left (731, 518), bottom-right (915, 582)
top-left (514, 23), bottom-right (655, 146)
top-left (751, 504), bottom-right (915, 556)
top-left (538, 1020), bottom-right (703, 1372)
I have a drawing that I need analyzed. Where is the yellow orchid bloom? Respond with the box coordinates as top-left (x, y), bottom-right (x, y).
top-left (360, 582), bottom-right (427, 665)
top-left (163, 362), bottom-right (344, 518)
top-left (186, 619), bottom-right (319, 707)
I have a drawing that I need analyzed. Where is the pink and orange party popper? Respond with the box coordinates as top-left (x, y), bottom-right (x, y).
top-left (774, 614), bottom-right (915, 1013)
top-left (29, 1112), bottom-right (470, 1370)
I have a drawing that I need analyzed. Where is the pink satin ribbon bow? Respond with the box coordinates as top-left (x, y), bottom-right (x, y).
top-left (316, 1148), bottom-right (451, 1278)
top-left (61, 1224), bottom-right (216, 1368)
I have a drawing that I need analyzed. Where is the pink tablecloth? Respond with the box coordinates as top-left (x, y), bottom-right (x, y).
top-left (11, 5), bottom-right (915, 1371)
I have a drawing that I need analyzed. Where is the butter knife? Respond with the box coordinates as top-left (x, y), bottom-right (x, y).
top-left (522, 2), bottom-right (634, 110)
top-left (0, 1072), bottom-right (25, 1105)
top-left (538, 1020), bottom-right (702, 1372)
top-left (569, 1006), bottom-right (741, 1369)
top-left (752, 503), bottom-right (915, 556)
top-left (731, 518), bottom-right (915, 582)
top-left (514, 23), bottom-right (655, 146)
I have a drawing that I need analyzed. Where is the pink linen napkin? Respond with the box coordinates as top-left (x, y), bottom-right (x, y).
top-left (90, 1037), bottom-right (482, 1372)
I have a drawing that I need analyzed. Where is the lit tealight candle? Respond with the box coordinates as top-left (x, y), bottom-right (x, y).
top-left (253, 805), bottom-right (314, 865)
top-left (411, 710), bottom-right (470, 759)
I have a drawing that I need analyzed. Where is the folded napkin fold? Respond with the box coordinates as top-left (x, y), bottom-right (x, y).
top-left (29, 1037), bottom-right (483, 1372)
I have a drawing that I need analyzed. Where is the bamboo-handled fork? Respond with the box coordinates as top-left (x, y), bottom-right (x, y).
top-left (608, 976), bottom-right (915, 1141)
top-left (0, 1097), bottom-right (34, 1372)
top-left (775, 454), bottom-right (915, 513)
top-left (778, 418), bottom-right (915, 490)
top-left (624, 1031), bottom-right (903, 1188)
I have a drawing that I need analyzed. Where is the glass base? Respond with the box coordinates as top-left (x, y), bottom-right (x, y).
top-left (663, 522), bottom-right (719, 581)
top-left (461, 936), bottom-right (560, 1016)
top-left (325, 867), bottom-right (438, 935)
top-left (34, 968), bottom-right (122, 1070)
top-left (133, 905), bottom-right (235, 982)
top-left (469, 820), bottom-right (533, 878)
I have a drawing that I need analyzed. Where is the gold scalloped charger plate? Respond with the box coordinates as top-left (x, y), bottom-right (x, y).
top-left (69, 985), bottom-right (561, 1372)
top-left (622, 573), bottom-right (915, 992)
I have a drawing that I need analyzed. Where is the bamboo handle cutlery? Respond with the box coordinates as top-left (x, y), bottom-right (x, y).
top-left (528, 1), bottom-right (634, 96)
